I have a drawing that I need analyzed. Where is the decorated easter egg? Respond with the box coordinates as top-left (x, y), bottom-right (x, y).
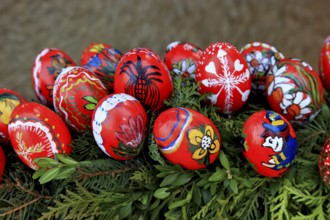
top-left (164, 41), bottom-right (203, 79)
top-left (0, 147), bottom-right (5, 181)
top-left (114, 48), bottom-right (173, 111)
top-left (92, 93), bottom-right (148, 160)
top-left (319, 35), bottom-right (330, 93)
top-left (196, 42), bottom-right (252, 114)
top-left (318, 136), bottom-right (330, 188)
top-left (0, 88), bottom-right (27, 141)
top-left (240, 42), bottom-right (285, 94)
top-left (80, 42), bottom-right (122, 91)
top-left (242, 110), bottom-right (297, 177)
top-left (8, 102), bottom-right (72, 170)
top-left (153, 107), bottom-right (221, 170)
top-left (266, 58), bottom-right (324, 124)
top-left (53, 66), bottom-right (108, 132)
top-left (32, 48), bottom-right (76, 106)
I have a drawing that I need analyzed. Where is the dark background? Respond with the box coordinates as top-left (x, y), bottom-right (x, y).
top-left (0, 0), bottom-right (328, 100)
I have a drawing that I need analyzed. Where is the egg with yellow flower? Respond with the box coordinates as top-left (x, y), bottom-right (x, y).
top-left (153, 107), bottom-right (221, 170)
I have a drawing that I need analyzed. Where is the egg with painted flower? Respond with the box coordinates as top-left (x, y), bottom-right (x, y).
top-left (242, 110), bottom-right (297, 177)
top-left (92, 93), bottom-right (148, 160)
top-left (153, 107), bottom-right (221, 170)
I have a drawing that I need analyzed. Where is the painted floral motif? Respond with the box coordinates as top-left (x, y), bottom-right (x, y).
top-left (0, 93), bottom-right (21, 125)
top-left (171, 58), bottom-right (197, 79)
top-left (245, 51), bottom-right (276, 77)
top-left (89, 44), bottom-right (106, 53)
top-left (188, 124), bottom-right (220, 165)
top-left (83, 96), bottom-right (99, 111)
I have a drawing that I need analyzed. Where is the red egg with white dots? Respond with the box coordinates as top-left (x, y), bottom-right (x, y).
top-left (319, 136), bottom-right (330, 188)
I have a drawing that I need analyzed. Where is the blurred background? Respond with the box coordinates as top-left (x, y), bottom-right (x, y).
top-left (0, 0), bottom-right (328, 100)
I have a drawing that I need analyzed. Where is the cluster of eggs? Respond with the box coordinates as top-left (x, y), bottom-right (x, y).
top-left (0, 34), bottom-right (329, 181)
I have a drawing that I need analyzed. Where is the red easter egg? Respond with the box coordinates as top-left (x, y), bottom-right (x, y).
top-left (319, 35), bottom-right (330, 93)
top-left (8, 102), bottom-right (72, 170)
top-left (32, 48), bottom-right (76, 106)
top-left (92, 93), bottom-right (148, 160)
top-left (196, 42), bottom-right (252, 114)
top-left (240, 42), bottom-right (285, 94)
top-left (80, 42), bottom-right (122, 92)
top-left (319, 136), bottom-right (330, 188)
top-left (114, 48), bottom-right (173, 111)
top-left (0, 147), bottom-right (5, 181)
top-left (266, 58), bottom-right (324, 124)
top-left (153, 107), bottom-right (221, 170)
top-left (164, 41), bottom-right (203, 79)
top-left (0, 88), bottom-right (27, 141)
top-left (242, 110), bottom-right (297, 177)
top-left (53, 66), bottom-right (108, 132)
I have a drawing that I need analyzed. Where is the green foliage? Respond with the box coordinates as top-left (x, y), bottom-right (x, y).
top-left (0, 76), bottom-right (330, 219)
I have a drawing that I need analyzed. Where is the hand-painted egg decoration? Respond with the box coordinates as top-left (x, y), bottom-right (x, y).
top-left (153, 107), bottom-right (221, 170)
top-left (53, 66), bottom-right (108, 133)
top-left (114, 48), bottom-right (173, 111)
top-left (0, 88), bottom-right (27, 141)
top-left (164, 41), bottom-right (203, 79)
top-left (240, 42), bottom-right (285, 94)
top-left (92, 93), bottom-right (148, 160)
top-left (266, 58), bottom-right (324, 124)
top-left (242, 110), bottom-right (297, 177)
top-left (196, 42), bottom-right (252, 114)
top-left (32, 48), bottom-right (76, 106)
top-left (8, 102), bottom-right (72, 170)
top-left (80, 42), bottom-right (122, 92)
top-left (318, 136), bottom-right (330, 188)
top-left (319, 35), bottom-right (330, 93)
top-left (0, 147), bottom-right (5, 181)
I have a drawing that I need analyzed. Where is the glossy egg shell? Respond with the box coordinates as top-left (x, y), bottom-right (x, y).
top-left (8, 102), bottom-right (72, 170)
top-left (266, 58), bottom-right (324, 124)
top-left (53, 66), bottom-right (108, 133)
top-left (0, 88), bottom-right (27, 141)
top-left (92, 93), bottom-right (148, 160)
top-left (153, 107), bottom-right (221, 170)
top-left (164, 41), bottom-right (203, 79)
top-left (32, 48), bottom-right (76, 106)
top-left (114, 48), bottom-right (173, 111)
top-left (196, 42), bottom-right (252, 114)
top-left (242, 110), bottom-right (297, 177)
top-left (0, 147), bottom-right (5, 181)
top-left (80, 42), bottom-right (122, 92)
top-left (240, 42), bottom-right (285, 94)
top-left (318, 136), bottom-right (330, 188)
top-left (319, 35), bottom-right (330, 93)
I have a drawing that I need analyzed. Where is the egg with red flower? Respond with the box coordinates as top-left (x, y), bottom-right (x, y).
top-left (0, 88), bottom-right (27, 141)
top-left (319, 35), bottom-right (330, 93)
top-left (8, 102), bottom-right (72, 170)
top-left (242, 110), bottom-right (297, 177)
top-left (80, 42), bottom-right (122, 92)
top-left (114, 48), bottom-right (173, 111)
top-left (153, 107), bottom-right (221, 170)
top-left (196, 42), bottom-right (252, 114)
top-left (92, 93), bottom-right (148, 160)
top-left (53, 66), bottom-right (108, 133)
top-left (32, 48), bottom-right (76, 106)
top-left (164, 41), bottom-right (203, 79)
top-left (266, 58), bottom-right (324, 124)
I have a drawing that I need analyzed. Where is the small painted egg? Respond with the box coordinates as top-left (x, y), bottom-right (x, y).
top-left (0, 88), bottom-right (27, 141)
top-left (242, 110), bottom-right (297, 177)
top-left (114, 48), bottom-right (173, 111)
top-left (266, 58), bottom-right (324, 124)
top-left (240, 42), bottom-right (285, 94)
top-left (196, 42), bottom-right (252, 114)
top-left (164, 41), bottom-right (203, 79)
top-left (153, 107), bottom-right (221, 170)
top-left (319, 35), bottom-right (330, 93)
top-left (53, 66), bottom-right (108, 132)
top-left (0, 147), bottom-right (5, 181)
top-left (92, 93), bottom-right (148, 160)
top-left (8, 102), bottom-right (72, 170)
top-left (32, 48), bottom-right (76, 106)
top-left (318, 136), bottom-right (330, 188)
top-left (80, 42), bottom-right (123, 92)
